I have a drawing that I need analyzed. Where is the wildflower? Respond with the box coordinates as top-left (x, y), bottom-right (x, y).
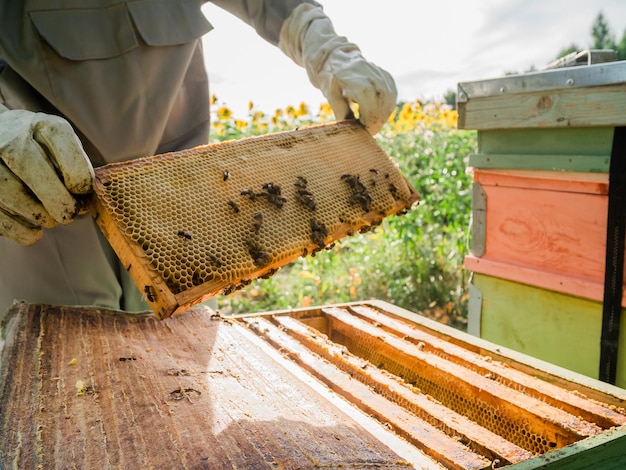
top-left (297, 102), bottom-right (309, 117)
top-left (216, 106), bottom-right (232, 120)
top-left (319, 102), bottom-right (333, 119)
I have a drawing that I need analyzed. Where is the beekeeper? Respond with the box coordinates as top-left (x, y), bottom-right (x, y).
top-left (0, 1), bottom-right (397, 313)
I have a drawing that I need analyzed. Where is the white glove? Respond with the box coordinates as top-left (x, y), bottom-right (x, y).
top-left (279, 4), bottom-right (397, 135)
top-left (0, 104), bottom-right (94, 245)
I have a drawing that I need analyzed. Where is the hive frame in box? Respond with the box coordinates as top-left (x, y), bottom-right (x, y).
top-left (89, 122), bottom-right (418, 319)
top-left (2, 299), bottom-right (625, 468)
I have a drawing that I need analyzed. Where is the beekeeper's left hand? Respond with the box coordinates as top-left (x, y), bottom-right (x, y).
top-left (279, 4), bottom-right (397, 135)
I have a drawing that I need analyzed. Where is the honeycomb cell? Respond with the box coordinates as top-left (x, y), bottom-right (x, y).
top-left (91, 121), bottom-right (419, 317)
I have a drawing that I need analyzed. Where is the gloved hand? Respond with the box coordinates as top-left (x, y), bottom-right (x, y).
top-left (0, 104), bottom-right (94, 245)
top-left (279, 4), bottom-right (397, 135)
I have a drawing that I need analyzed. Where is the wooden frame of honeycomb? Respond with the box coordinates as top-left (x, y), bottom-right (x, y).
top-left (90, 121), bottom-right (419, 319)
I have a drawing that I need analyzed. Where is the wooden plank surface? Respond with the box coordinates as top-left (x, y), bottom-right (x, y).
top-left (0, 303), bottom-right (433, 469)
top-left (458, 84), bottom-right (626, 130)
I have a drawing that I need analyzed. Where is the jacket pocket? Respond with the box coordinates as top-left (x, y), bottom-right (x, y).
top-left (128, 0), bottom-right (213, 46)
top-left (29, 0), bottom-right (212, 61)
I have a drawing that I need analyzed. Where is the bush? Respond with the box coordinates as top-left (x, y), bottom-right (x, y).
top-left (209, 98), bottom-right (476, 330)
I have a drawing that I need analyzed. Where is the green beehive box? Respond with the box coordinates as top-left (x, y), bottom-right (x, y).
top-left (457, 60), bottom-right (626, 388)
top-left (458, 60), bottom-right (626, 173)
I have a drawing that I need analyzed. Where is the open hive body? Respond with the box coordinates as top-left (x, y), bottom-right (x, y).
top-left (2, 301), bottom-right (626, 469)
top-left (90, 121), bottom-right (418, 318)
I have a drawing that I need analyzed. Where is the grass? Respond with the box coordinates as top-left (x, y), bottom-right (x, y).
top-left (209, 98), bottom-right (476, 330)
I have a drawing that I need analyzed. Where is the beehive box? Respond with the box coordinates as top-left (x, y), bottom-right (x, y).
top-left (2, 300), bottom-right (626, 469)
top-left (457, 60), bottom-right (626, 387)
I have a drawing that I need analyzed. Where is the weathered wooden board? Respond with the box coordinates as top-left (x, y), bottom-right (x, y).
top-left (0, 303), bottom-right (434, 469)
top-left (471, 273), bottom-right (626, 389)
top-left (458, 84), bottom-right (626, 130)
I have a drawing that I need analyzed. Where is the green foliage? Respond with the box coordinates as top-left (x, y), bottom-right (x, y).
top-left (618, 31), bottom-right (626, 60)
top-left (443, 89), bottom-right (457, 109)
top-left (591, 12), bottom-right (615, 50)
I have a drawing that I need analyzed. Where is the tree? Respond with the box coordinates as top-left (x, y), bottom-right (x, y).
top-left (617, 30), bottom-right (626, 60)
top-left (590, 12), bottom-right (616, 50)
top-left (443, 89), bottom-right (457, 110)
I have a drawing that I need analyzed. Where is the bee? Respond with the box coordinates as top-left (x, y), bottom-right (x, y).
top-left (295, 188), bottom-right (316, 211)
top-left (240, 189), bottom-right (257, 200)
top-left (260, 182), bottom-right (286, 208)
top-left (341, 174), bottom-right (372, 211)
top-left (191, 271), bottom-right (203, 286)
top-left (177, 230), bottom-right (192, 240)
top-left (388, 183), bottom-right (399, 200)
top-left (246, 239), bottom-right (271, 267)
top-left (210, 311), bottom-right (222, 320)
top-left (252, 212), bottom-right (263, 232)
top-left (207, 253), bottom-right (223, 268)
top-left (369, 168), bottom-right (380, 175)
top-left (259, 268), bottom-right (278, 279)
top-left (340, 173), bottom-right (359, 189)
top-left (223, 170), bottom-right (230, 181)
top-left (294, 176), bottom-right (308, 189)
top-left (348, 193), bottom-right (372, 212)
top-left (227, 200), bottom-right (240, 213)
top-left (310, 219), bottom-right (328, 249)
top-left (143, 285), bottom-right (156, 302)
top-left (222, 285), bottom-right (234, 296)
top-left (262, 182), bottom-right (280, 194)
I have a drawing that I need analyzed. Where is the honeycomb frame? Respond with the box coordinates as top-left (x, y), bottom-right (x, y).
top-left (90, 121), bottom-right (419, 319)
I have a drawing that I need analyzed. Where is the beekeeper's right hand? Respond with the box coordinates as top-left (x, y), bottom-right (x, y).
top-left (0, 104), bottom-right (94, 245)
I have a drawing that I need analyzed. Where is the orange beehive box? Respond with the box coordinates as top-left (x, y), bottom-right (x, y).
top-left (464, 168), bottom-right (624, 305)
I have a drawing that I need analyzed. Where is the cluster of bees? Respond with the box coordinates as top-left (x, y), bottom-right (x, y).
top-left (165, 166), bottom-right (406, 297)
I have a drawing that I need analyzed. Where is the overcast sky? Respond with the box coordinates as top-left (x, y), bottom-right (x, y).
top-left (201, 0), bottom-right (626, 116)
